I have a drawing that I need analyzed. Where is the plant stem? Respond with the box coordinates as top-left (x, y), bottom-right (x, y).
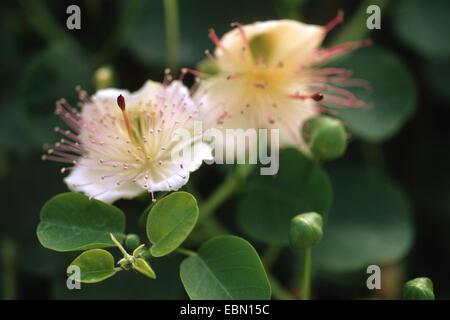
top-left (163, 0), bottom-right (180, 72)
top-left (275, 0), bottom-right (307, 20)
top-left (199, 172), bottom-right (237, 220)
top-left (262, 245), bottom-right (282, 269)
top-left (176, 247), bottom-right (197, 257)
top-left (199, 164), bottom-right (252, 221)
top-left (301, 247), bottom-right (312, 300)
top-left (267, 271), bottom-right (295, 300)
top-left (203, 216), bottom-right (229, 235)
top-left (95, 0), bottom-right (148, 65)
top-left (185, 215), bottom-right (230, 247)
top-left (261, 246), bottom-right (295, 300)
top-left (19, 0), bottom-right (73, 44)
top-left (1, 237), bottom-right (17, 300)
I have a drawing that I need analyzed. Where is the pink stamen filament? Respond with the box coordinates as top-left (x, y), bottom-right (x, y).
top-left (182, 68), bottom-right (209, 78)
top-left (209, 29), bottom-right (229, 54)
top-left (288, 92), bottom-right (324, 101)
top-left (204, 50), bottom-right (218, 63)
top-left (323, 10), bottom-right (344, 33)
top-left (231, 22), bottom-right (248, 45)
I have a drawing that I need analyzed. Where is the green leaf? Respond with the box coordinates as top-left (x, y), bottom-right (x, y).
top-left (237, 148), bottom-right (332, 244)
top-left (391, 0), bottom-right (450, 59)
top-left (180, 235), bottom-right (271, 300)
top-left (70, 249), bottom-right (117, 283)
top-left (333, 46), bottom-right (417, 142)
top-left (146, 192), bottom-right (198, 257)
top-left (37, 193), bottom-right (126, 252)
top-left (313, 165), bottom-right (414, 272)
top-left (133, 258), bottom-right (156, 279)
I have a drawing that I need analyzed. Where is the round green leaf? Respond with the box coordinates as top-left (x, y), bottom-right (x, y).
top-left (333, 46), bottom-right (417, 142)
top-left (133, 258), bottom-right (156, 279)
top-left (37, 192), bottom-right (126, 252)
top-left (314, 165), bottom-right (414, 272)
top-left (70, 249), bottom-right (117, 283)
top-left (146, 192), bottom-right (199, 257)
top-left (237, 148), bottom-right (332, 244)
top-left (391, 0), bottom-right (450, 59)
top-left (180, 235), bottom-right (271, 300)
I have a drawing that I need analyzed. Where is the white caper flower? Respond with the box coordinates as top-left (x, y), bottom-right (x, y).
top-left (43, 79), bottom-right (212, 203)
top-left (193, 14), bottom-right (370, 152)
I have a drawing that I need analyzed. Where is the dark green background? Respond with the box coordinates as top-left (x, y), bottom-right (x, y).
top-left (0, 0), bottom-right (449, 299)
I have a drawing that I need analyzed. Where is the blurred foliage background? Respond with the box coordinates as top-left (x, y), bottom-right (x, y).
top-left (0, 0), bottom-right (449, 299)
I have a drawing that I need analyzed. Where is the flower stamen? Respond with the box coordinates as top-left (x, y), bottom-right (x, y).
top-left (323, 10), bottom-right (344, 33)
top-left (288, 92), bottom-right (324, 101)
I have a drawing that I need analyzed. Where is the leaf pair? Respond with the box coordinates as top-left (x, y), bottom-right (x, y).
top-left (69, 247), bottom-right (156, 284)
top-left (37, 191), bottom-right (200, 283)
top-left (37, 191), bottom-right (272, 299)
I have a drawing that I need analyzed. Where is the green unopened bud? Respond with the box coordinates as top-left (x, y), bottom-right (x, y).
top-left (94, 65), bottom-right (116, 89)
top-left (136, 246), bottom-right (152, 259)
top-left (302, 115), bottom-right (347, 161)
top-left (125, 234), bottom-right (141, 251)
top-left (289, 212), bottom-right (323, 250)
top-left (403, 277), bottom-right (435, 300)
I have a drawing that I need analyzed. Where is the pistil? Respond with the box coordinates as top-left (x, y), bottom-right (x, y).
top-left (117, 94), bottom-right (134, 142)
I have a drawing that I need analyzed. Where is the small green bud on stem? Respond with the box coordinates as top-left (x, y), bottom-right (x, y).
top-left (403, 277), bottom-right (435, 300)
top-left (289, 212), bottom-right (323, 250)
top-left (289, 212), bottom-right (323, 300)
top-left (302, 115), bottom-right (347, 161)
top-left (94, 65), bottom-right (116, 89)
top-left (125, 234), bottom-right (141, 251)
